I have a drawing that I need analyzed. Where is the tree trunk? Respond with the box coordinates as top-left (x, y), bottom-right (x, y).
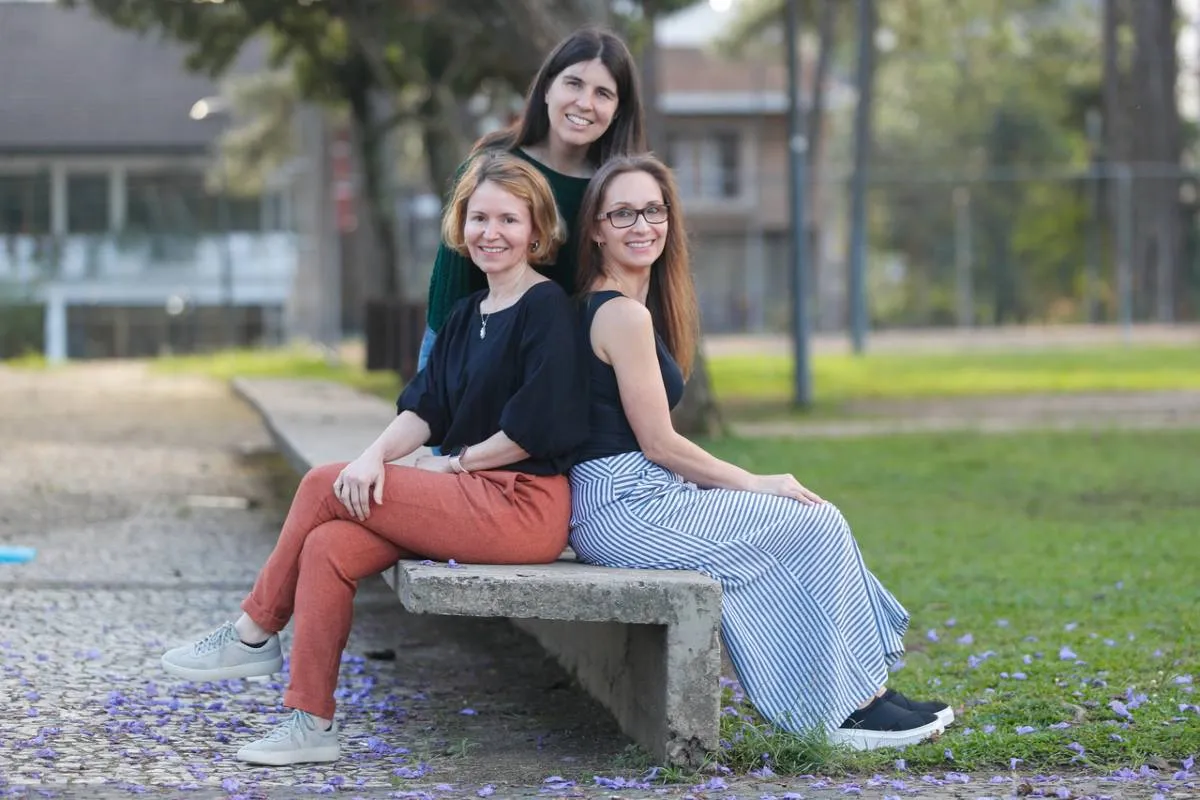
top-left (640, 1), bottom-right (664, 153)
top-left (805, 0), bottom-right (835, 328)
top-left (1130, 0), bottom-right (1180, 322)
top-left (346, 77), bottom-right (400, 299)
top-left (420, 84), bottom-right (469, 200)
top-left (640, 2), bottom-right (722, 436)
top-left (671, 346), bottom-right (724, 438)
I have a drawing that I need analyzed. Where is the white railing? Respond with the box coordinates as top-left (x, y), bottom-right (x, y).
top-left (0, 232), bottom-right (296, 304)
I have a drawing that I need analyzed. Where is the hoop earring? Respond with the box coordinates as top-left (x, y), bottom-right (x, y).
top-left (530, 241), bottom-right (540, 252)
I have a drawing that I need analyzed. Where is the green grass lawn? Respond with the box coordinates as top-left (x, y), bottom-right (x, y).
top-left (148, 347), bottom-right (404, 399)
top-left (709, 345), bottom-right (1200, 409)
top-left (114, 342), bottom-right (1200, 413)
top-left (696, 429), bottom-right (1200, 775)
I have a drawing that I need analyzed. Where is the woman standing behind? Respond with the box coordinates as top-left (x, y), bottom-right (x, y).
top-left (567, 154), bottom-right (953, 752)
top-left (418, 25), bottom-right (645, 372)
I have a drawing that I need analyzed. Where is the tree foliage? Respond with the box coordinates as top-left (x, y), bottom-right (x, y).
top-left (718, 0), bottom-right (1191, 325)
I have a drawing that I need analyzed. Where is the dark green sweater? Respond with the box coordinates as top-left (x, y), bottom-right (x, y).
top-left (424, 148), bottom-right (592, 332)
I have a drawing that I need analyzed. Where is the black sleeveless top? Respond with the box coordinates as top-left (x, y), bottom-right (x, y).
top-left (574, 291), bottom-right (685, 465)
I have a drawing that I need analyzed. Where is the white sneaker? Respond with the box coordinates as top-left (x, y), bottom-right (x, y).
top-left (236, 709), bottom-right (340, 766)
top-left (161, 621), bottom-right (283, 681)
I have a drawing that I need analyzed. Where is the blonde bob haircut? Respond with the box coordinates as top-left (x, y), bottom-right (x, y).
top-left (440, 152), bottom-right (566, 267)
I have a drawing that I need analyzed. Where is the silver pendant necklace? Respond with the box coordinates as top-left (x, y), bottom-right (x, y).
top-left (479, 270), bottom-right (530, 340)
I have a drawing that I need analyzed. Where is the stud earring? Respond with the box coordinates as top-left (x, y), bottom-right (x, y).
top-left (530, 241), bottom-right (540, 252)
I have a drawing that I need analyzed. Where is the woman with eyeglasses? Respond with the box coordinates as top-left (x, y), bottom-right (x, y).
top-left (568, 154), bottom-right (952, 752)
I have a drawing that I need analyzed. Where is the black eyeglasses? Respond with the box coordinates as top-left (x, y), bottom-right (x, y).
top-left (596, 203), bottom-right (670, 229)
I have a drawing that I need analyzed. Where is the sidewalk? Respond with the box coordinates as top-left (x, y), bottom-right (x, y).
top-left (705, 323), bottom-right (1200, 357)
top-left (732, 389), bottom-right (1200, 438)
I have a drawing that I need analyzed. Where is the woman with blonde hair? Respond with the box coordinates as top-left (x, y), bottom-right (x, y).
top-left (567, 154), bottom-right (952, 751)
top-left (160, 152), bottom-right (587, 766)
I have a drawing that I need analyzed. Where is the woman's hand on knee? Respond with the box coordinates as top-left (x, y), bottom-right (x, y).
top-left (751, 473), bottom-right (824, 505)
top-left (333, 454), bottom-right (385, 521)
top-left (414, 453), bottom-right (454, 474)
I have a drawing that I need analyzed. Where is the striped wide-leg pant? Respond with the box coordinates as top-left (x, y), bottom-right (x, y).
top-left (568, 451), bottom-right (910, 735)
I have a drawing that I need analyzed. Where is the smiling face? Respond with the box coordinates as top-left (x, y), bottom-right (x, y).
top-left (463, 180), bottom-right (534, 276)
top-left (544, 58), bottom-right (618, 151)
top-left (593, 170), bottom-right (669, 273)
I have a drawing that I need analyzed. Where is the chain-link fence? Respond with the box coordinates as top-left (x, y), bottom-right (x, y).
top-left (686, 164), bottom-right (1200, 334)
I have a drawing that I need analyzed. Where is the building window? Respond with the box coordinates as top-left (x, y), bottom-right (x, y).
top-left (67, 173), bottom-right (110, 234)
top-left (667, 132), bottom-right (741, 200)
top-left (126, 171), bottom-right (212, 235)
top-left (0, 173), bottom-right (51, 236)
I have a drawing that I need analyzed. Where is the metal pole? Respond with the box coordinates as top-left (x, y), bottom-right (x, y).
top-left (953, 186), bottom-right (973, 328)
top-left (1115, 163), bottom-right (1133, 343)
top-left (216, 171), bottom-right (235, 348)
top-left (785, 0), bottom-right (811, 407)
top-left (1084, 109), bottom-right (1102, 323)
top-left (847, 0), bottom-right (875, 354)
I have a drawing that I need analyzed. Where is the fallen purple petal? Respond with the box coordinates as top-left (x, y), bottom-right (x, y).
top-left (1015, 726), bottom-right (1037, 735)
top-left (1110, 700), bottom-right (1133, 720)
top-left (1059, 646), bottom-right (1077, 660)
top-left (926, 629), bottom-right (939, 642)
top-left (956, 633), bottom-right (974, 645)
top-left (476, 785), bottom-right (495, 797)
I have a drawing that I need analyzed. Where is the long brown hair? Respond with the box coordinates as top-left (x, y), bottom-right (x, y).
top-left (575, 154), bottom-right (699, 378)
top-left (473, 26), bottom-right (646, 167)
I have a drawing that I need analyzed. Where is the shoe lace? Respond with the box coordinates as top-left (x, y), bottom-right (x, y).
top-left (263, 710), bottom-right (310, 743)
top-left (192, 623), bottom-right (236, 655)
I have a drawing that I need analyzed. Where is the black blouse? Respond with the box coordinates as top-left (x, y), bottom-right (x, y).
top-left (397, 281), bottom-right (588, 475)
top-left (574, 290), bottom-right (685, 465)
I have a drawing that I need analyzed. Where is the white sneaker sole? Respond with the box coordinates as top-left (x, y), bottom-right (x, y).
top-left (235, 743), bottom-right (340, 766)
top-left (829, 718), bottom-right (944, 751)
top-left (936, 706), bottom-right (955, 727)
top-left (160, 654), bottom-right (283, 682)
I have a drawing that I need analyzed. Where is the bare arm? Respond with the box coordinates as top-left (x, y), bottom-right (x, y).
top-left (457, 431), bottom-right (529, 471)
top-left (360, 411), bottom-right (432, 463)
top-left (595, 299), bottom-right (821, 503)
top-left (594, 300), bottom-right (755, 490)
top-left (414, 431), bottom-right (531, 473)
top-left (334, 410), bottom-right (431, 521)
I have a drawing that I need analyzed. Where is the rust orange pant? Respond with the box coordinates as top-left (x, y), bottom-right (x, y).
top-left (241, 461), bottom-right (570, 719)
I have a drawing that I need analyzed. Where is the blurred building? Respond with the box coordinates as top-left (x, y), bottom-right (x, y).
top-left (0, 1), bottom-right (295, 359)
top-left (657, 1), bottom-right (852, 332)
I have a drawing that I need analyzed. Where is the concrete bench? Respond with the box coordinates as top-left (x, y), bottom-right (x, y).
top-left (232, 377), bottom-right (722, 766)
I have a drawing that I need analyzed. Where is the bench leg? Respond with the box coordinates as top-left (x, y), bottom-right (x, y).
top-left (512, 617), bottom-right (720, 767)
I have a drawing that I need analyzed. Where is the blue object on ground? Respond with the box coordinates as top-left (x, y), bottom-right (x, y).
top-left (0, 546), bottom-right (36, 564)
